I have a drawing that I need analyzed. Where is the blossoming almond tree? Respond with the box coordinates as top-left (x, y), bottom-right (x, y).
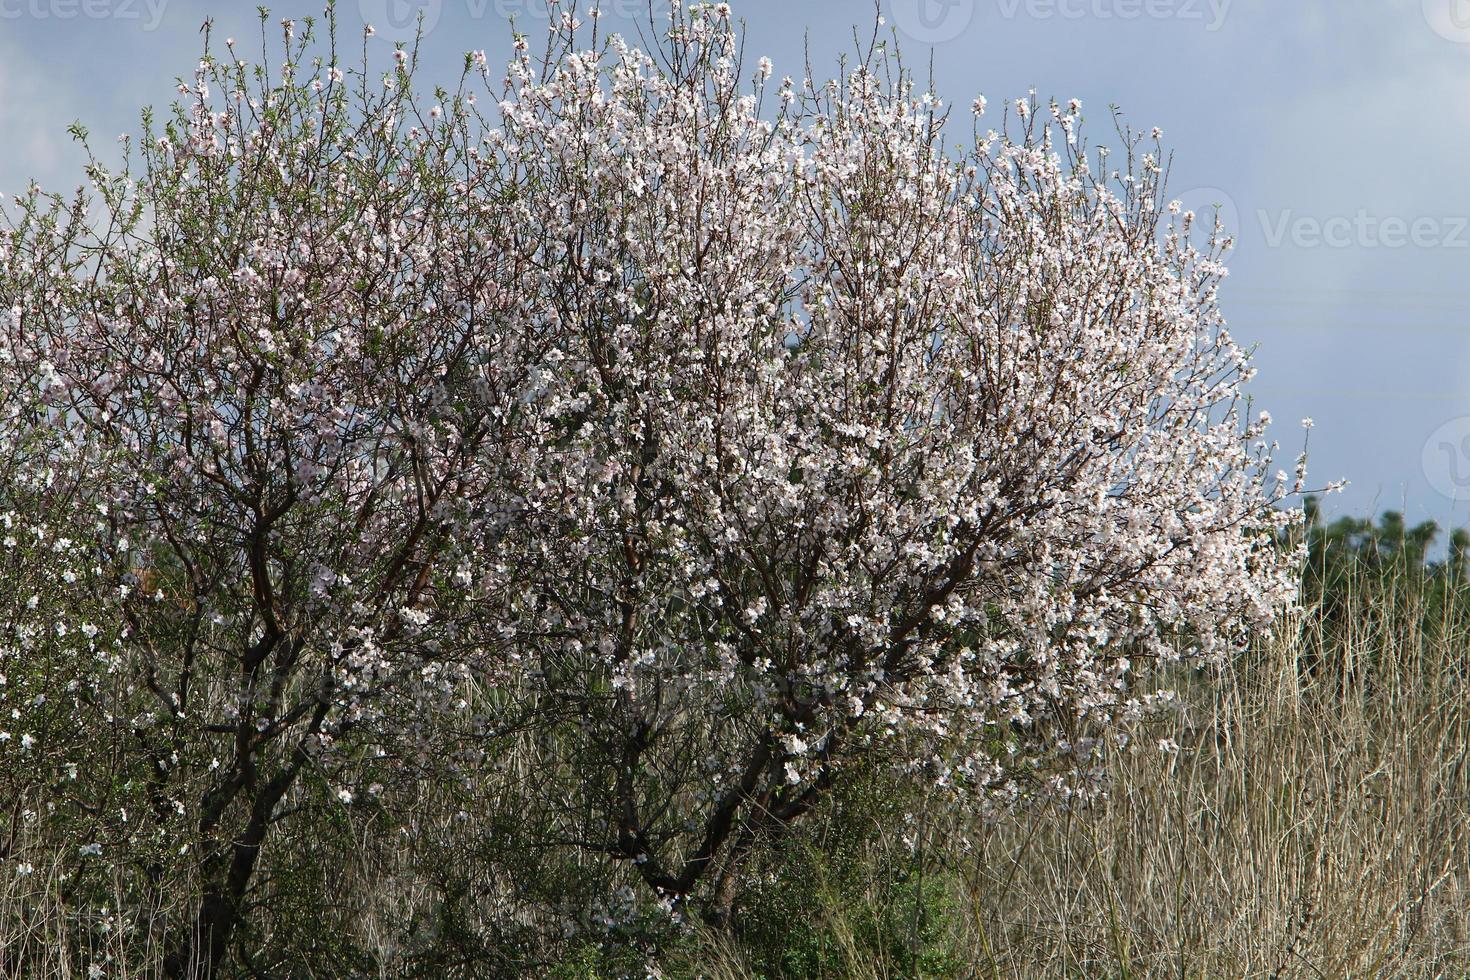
top-left (2, 12), bottom-right (563, 974)
top-left (485, 3), bottom-right (1304, 923)
top-left (0, 1), bottom-right (1307, 971)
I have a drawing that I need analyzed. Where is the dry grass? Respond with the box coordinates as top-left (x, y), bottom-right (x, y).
top-left (960, 613), bottom-right (1470, 977)
top-left (0, 859), bottom-right (174, 979)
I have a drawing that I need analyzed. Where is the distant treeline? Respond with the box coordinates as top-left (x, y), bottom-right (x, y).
top-left (1298, 496), bottom-right (1470, 646)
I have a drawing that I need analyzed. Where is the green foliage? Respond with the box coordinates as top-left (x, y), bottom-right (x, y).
top-left (702, 771), bottom-right (963, 980)
top-left (1299, 496), bottom-right (1470, 658)
top-left (548, 942), bottom-right (664, 980)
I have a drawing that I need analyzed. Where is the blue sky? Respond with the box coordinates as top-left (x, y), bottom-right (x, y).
top-left (4, 0), bottom-right (1470, 532)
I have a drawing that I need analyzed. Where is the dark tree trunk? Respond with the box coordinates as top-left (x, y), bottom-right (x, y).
top-left (162, 747), bottom-right (306, 978)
